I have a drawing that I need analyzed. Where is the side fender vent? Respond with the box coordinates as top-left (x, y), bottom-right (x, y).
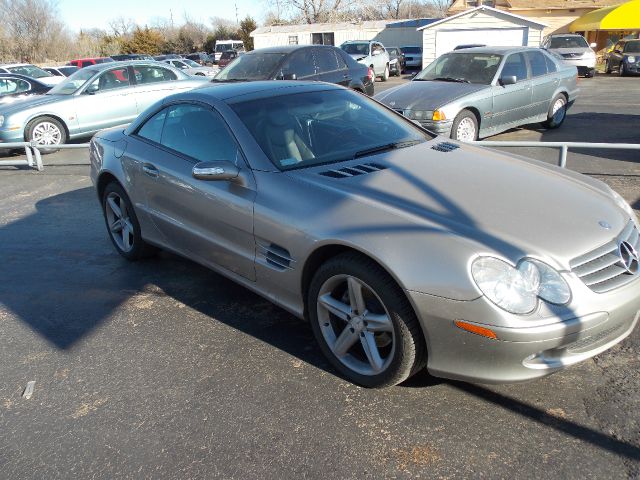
top-left (431, 142), bottom-right (460, 152)
top-left (257, 242), bottom-right (294, 271)
top-left (319, 162), bottom-right (388, 178)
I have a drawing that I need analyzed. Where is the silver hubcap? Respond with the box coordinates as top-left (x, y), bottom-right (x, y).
top-left (32, 121), bottom-right (62, 145)
top-left (456, 117), bottom-right (476, 141)
top-left (316, 275), bottom-right (395, 376)
top-left (105, 192), bottom-right (135, 252)
top-left (551, 98), bottom-right (566, 124)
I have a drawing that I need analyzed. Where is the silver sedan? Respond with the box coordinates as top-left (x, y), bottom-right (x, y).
top-left (91, 82), bottom-right (640, 388)
top-left (0, 61), bottom-right (207, 146)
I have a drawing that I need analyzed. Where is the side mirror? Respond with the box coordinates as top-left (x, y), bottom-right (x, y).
top-left (499, 75), bottom-right (517, 86)
top-left (192, 161), bottom-right (239, 181)
top-left (85, 83), bottom-right (99, 94)
top-left (590, 42), bottom-right (597, 49)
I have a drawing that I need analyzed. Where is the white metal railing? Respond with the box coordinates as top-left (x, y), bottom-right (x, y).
top-left (471, 141), bottom-right (640, 168)
top-left (3, 140), bottom-right (640, 171)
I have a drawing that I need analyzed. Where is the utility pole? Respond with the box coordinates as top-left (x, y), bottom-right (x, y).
top-left (235, 2), bottom-right (239, 25)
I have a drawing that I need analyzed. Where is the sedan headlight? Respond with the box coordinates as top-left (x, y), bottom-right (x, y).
top-left (0, 115), bottom-right (4, 128)
top-left (471, 257), bottom-right (571, 315)
top-left (406, 110), bottom-right (432, 120)
top-left (627, 55), bottom-right (636, 63)
top-left (389, 58), bottom-right (398, 65)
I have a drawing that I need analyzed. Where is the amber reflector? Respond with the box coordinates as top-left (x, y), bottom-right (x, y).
top-left (455, 321), bottom-right (498, 340)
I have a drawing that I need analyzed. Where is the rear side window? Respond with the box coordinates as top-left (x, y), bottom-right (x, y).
top-left (136, 109), bottom-right (167, 143)
top-left (134, 66), bottom-right (178, 84)
top-left (527, 51), bottom-right (548, 77)
top-left (543, 52), bottom-right (557, 73)
top-left (0, 78), bottom-right (30, 95)
top-left (280, 49), bottom-right (316, 78)
top-left (314, 48), bottom-right (340, 73)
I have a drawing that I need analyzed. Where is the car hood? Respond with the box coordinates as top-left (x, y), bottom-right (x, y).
top-left (0, 93), bottom-right (67, 114)
top-left (290, 140), bottom-right (627, 268)
top-left (375, 81), bottom-right (488, 110)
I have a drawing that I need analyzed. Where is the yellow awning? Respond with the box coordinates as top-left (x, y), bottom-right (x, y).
top-left (570, 0), bottom-right (640, 31)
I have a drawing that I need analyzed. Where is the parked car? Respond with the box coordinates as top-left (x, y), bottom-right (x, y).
top-left (111, 54), bottom-right (154, 61)
top-left (185, 52), bottom-right (213, 66)
top-left (340, 40), bottom-right (390, 81)
top-left (212, 45), bottom-right (374, 95)
top-left (162, 58), bottom-right (218, 77)
top-left (0, 61), bottom-right (208, 147)
top-left (43, 66), bottom-right (80, 77)
top-left (68, 57), bottom-right (115, 69)
top-left (0, 63), bottom-right (64, 86)
top-left (218, 49), bottom-right (243, 68)
top-left (214, 40), bottom-right (244, 63)
top-left (606, 39), bottom-right (640, 76)
top-left (90, 81), bottom-right (640, 388)
top-left (0, 73), bottom-right (51, 105)
top-left (375, 46), bottom-right (579, 141)
top-left (542, 34), bottom-right (597, 78)
top-left (399, 46), bottom-right (423, 70)
top-left (153, 54), bottom-right (183, 61)
top-left (386, 47), bottom-right (405, 76)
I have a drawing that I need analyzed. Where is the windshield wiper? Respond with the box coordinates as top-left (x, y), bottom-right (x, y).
top-left (354, 140), bottom-right (422, 159)
top-left (433, 77), bottom-right (470, 83)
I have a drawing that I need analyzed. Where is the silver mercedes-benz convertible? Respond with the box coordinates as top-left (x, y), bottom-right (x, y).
top-left (90, 81), bottom-right (640, 388)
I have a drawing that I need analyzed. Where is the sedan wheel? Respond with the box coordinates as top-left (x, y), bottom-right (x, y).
top-left (543, 95), bottom-right (567, 129)
top-left (451, 110), bottom-right (478, 142)
top-left (381, 65), bottom-right (389, 82)
top-left (102, 182), bottom-right (155, 261)
top-left (308, 253), bottom-right (426, 388)
top-left (26, 116), bottom-right (67, 151)
top-left (619, 63), bottom-right (626, 77)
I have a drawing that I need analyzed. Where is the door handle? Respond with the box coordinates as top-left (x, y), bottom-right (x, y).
top-left (142, 163), bottom-right (159, 178)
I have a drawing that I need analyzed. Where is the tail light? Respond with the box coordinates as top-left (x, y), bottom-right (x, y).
top-left (367, 67), bottom-right (374, 81)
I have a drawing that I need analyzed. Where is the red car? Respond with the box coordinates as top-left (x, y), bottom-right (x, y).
top-left (218, 50), bottom-right (243, 68)
top-left (68, 57), bottom-right (115, 69)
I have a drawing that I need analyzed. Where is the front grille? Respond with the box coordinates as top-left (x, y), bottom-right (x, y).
top-left (567, 323), bottom-right (625, 353)
top-left (570, 220), bottom-right (640, 293)
top-left (561, 53), bottom-right (582, 58)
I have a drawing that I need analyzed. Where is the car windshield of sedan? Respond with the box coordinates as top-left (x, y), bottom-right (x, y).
top-left (549, 36), bottom-right (589, 49)
top-left (7, 65), bottom-right (52, 78)
top-left (231, 89), bottom-right (435, 171)
top-left (624, 41), bottom-right (640, 53)
top-left (47, 68), bottom-right (96, 95)
top-left (213, 53), bottom-right (287, 81)
top-left (341, 43), bottom-right (369, 55)
top-left (414, 53), bottom-right (502, 85)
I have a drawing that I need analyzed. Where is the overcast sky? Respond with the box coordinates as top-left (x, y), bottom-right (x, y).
top-left (58, 0), bottom-right (264, 31)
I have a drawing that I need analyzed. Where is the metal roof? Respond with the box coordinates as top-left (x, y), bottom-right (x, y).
top-left (252, 18), bottom-right (436, 36)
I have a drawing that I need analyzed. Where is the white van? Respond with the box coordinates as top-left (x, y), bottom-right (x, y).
top-left (214, 40), bottom-right (245, 63)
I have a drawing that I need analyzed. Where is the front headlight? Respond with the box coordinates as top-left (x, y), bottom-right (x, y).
top-left (389, 59), bottom-right (398, 65)
top-left (406, 110), bottom-right (432, 121)
top-left (0, 115), bottom-right (4, 128)
top-left (627, 55), bottom-right (636, 63)
top-left (471, 257), bottom-right (571, 315)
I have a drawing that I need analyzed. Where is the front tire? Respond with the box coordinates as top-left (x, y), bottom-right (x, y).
top-left (605, 61), bottom-right (612, 74)
top-left (450, 110), bottom-right (478, 141)
top-left (619, 63), bottom-right (626, 77)
top-left (25, 116), bottom-right (67, 151)
top-left (381, 64), bottom-right (389, 82)
top-left (543, 94), bottom-right (567, 129)
top-left (308, 253), bottom-right (426, 388)
top-left (102, 182), bottom-right (156, 261)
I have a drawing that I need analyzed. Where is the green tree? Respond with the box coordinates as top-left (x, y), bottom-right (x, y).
top-left (120, 26), bottom-right (164, 55)
top-left (237, 16), bottom-right (257, 51)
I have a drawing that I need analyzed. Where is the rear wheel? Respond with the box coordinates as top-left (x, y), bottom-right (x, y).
top-left (102, 182), bottom-right (156, 261)
top-left (381, 64), bottom-right (389, 82)
top-left (308, 253), bottom-right (426, 388)
top-left (543, 94), bottom-right (567, 129)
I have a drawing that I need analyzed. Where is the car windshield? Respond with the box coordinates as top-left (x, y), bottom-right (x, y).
top-left (216, 44), bottom-right (233, 53)
top-left (184, 59), bottom-right (201, 67)
top-left (414, 52), bottom-right (502, 85)
top-left (47, 68), bottom-right (96, 95)
top-left (401, 47), bottom-right (421, 54)
top-left (213, 53), bottom-right (286, 81)
top-left (231, 89), bottom-right (434, 171)
top-left (549, 36), bottom-right (589, 48)
top-left (341, 43), bottom-right (369, 55)
top-left (7, 65), bottom-right (52, 78)
top-left (624, 41), bottom-right (640, 53)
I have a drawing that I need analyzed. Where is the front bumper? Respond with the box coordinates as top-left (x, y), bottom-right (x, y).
top-left (407, 275), bottom-right (640, 384)
top-left (623, 61), bottom-right (640, 74)
top-left (417, 119), bottom-right (452, 136)
top-left (0, 128), bottom-right (24, 144)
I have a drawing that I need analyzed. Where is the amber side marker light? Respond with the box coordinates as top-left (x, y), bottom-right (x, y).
top-left (455, 320), bottom-right (498, 340)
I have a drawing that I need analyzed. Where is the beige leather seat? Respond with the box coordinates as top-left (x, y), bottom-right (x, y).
top-left (262, 108), bottom-right (315, 166)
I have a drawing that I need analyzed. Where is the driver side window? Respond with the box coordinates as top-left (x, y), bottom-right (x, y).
top-left (88, 67), bottom-right (130, 93)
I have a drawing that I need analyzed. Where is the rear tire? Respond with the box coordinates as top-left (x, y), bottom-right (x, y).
top-left (102, 182), bottom-right (157, 261)
top-left (308, 253), bottom-right (426, 388)
top-left (543, 94), bottom-right (567, 129)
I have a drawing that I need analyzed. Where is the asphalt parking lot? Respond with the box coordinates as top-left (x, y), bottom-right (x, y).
top-left (1, 74), bottom-right (639, 478)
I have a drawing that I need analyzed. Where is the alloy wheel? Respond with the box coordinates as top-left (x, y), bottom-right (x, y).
top-left (551, 97), bottom-right (566, 124)
top-left (104, 191), bottom-right (135, 253)
top-left (316, 274), bottom-right (395, 376)
top-left (31, 121), bottom-right (62, 145)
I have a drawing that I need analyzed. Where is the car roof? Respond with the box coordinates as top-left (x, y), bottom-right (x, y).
top-left (548, 34), bottom-right (584, 37)
top-left (448, 46), bottom-right (540, 54)
top-left (244, 45), bottom-right (317, 54)
top-left (83, 60), bottom-right (170, 71)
